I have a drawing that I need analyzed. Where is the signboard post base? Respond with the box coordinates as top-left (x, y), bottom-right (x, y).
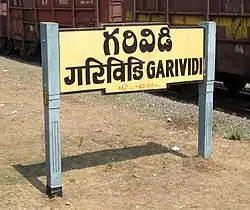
top-left (40, 22), bottom-right (62, 198)
top-left (46, 185), bottom-right (62, 198)
top-left (198, 21), bottom-right (216, 158)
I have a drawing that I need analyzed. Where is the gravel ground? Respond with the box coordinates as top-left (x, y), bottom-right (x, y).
top-left (101, 90), bottom-right (250, 139)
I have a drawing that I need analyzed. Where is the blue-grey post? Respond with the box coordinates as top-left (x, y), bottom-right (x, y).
top-left (198, 21), bottom-right (216, 157)
top-left (40, 22), bottom-right (62, 198)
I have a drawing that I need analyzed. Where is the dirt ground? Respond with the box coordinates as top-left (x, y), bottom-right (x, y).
top-left (0, 56), bottom-right (250, 210)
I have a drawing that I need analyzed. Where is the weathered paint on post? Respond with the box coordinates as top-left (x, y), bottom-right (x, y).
top-left (198, 21), bottom-right (216, 157)
top-left (40, 22), bottom-right (62, 198)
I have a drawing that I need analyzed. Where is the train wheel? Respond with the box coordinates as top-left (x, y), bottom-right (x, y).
top-left (18, 45), bottom-right (26, 58)
top-left (222, 77), bottom-right (246, 92)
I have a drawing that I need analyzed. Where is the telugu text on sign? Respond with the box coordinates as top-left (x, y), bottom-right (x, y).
top-left (59, 23), bottom-right (205, 94)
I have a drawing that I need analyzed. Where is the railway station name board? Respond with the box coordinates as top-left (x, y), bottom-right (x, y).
top-left (59, 24), bottom-right (205, 94)
top-left (40, 21), bottom-right (215, 198)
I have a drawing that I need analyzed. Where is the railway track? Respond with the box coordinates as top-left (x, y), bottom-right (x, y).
top-left (155, 82), bottom-right (250, 119)
top-left (214, 86), bottom-right (250, 118)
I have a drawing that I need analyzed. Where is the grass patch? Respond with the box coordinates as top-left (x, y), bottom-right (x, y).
top-left (225, 127), bottom-right (244, 141)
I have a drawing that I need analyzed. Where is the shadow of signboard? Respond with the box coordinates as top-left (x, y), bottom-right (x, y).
top-left (13, 142), bottom-right (188, 194)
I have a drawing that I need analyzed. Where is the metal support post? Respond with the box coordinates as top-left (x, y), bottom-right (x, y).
top-left (198, 21), bottom-right (216, 157)
top-left (40, 22), bottom-right (62, 198)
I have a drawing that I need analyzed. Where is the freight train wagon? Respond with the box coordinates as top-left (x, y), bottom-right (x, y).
top-left (0, 0), bottom-right (166, 57)
top-left (130, 0), bottom-right (250, 92)
top-left (0, 0), bottom-right (249, 92)
top-left (167, 0), bottom-right (250, 92)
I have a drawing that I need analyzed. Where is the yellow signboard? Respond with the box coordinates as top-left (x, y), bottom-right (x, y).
top-left (59, 23), bottom-right (205, 94)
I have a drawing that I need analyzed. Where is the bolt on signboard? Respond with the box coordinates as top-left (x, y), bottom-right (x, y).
top-left (40, 21), bottom-right (216, 198)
